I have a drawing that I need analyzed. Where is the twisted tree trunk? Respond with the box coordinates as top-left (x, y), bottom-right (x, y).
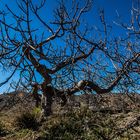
top-left (41, 83), bottom-right (54, 116)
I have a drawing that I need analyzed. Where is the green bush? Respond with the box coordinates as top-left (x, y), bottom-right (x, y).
top-left (32, 107), bottom-right (42, 116)
top-left (15, 112), bottom-right (40, 131)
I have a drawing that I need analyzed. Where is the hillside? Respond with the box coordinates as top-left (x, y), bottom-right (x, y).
top-left (0, 92), bottom-right (140, 140)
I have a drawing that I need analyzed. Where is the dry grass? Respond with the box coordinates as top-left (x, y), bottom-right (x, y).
top-left (0, 106), bottom-right (139, 140)
top-left (0, 93), bottom-right (140, 139)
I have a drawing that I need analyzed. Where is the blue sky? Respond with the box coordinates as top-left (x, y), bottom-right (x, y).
top-left (0, 0), bottom-right (136, 93)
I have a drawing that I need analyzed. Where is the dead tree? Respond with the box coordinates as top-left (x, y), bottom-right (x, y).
top-left (0, 0), bottom-right (139, 116)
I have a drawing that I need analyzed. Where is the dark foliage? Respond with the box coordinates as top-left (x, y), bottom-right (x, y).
top-left (0, 121), bottom-right (7, 137)
top-left (15, 112), bottom-right (40, 131)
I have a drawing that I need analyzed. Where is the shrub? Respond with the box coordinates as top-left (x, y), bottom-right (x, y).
top-left (15, 112), bottom-right (40, 131)
top-left (0, 121), bottom-right (6, 136)
top-left (32, 107), bottom-right (42, 119)
top-left (38, 110), bottom-right (118, 140)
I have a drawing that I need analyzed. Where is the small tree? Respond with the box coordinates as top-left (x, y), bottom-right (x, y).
top-left (0, 0), bottom-right (139, 116)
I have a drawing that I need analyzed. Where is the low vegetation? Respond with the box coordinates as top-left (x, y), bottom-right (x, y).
top-left (0, 120), bottom-right (7, 137)
top-left (15, 111), bottom-right (40, 131)
top-left (0, 92), bottom-right (139, 139)
top-left (0, 106), bottom-right (139, 140)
